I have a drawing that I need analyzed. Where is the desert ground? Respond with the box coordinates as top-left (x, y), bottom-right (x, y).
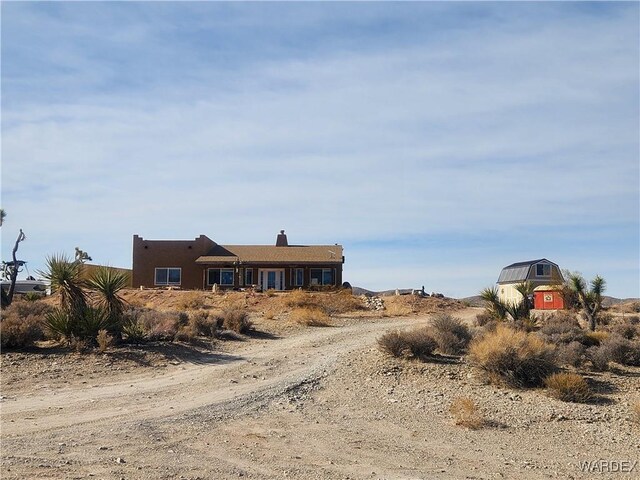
top-left (1, 291), bottom-right (639, 480)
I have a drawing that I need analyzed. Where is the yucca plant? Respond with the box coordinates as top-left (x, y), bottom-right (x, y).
top-left (86, 267), bottom-right (129, 326)
top-left (38, 253), bottom-right (87, 316)
top-left (77, 306), bottom-right (115, 340)
top-left (569, 274), bottom-right (606, 331)
top-left (480, 286), bottom-right (508, 320)
top-left (44, 307), bottom-right (74, 341)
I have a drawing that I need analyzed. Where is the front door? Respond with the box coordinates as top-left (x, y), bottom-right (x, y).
top-left (259, 269), bottom-right (285, 291)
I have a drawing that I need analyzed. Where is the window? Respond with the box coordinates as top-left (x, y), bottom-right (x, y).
top-left (294, 268), bottom-right (304, 287)
top-left (207, 268), bottom-right (234, 286)
top-left (155, 268), bottom-right (181, 286)
top-left (310, 268), bottom-right (334, 286)
top-left (536, 264), bottom-right (551, 277)
top-left (245, 268), bottom-right (254, 286)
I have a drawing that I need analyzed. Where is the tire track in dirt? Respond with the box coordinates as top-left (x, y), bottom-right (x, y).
top-left (2, 315), bottom-right (438, 438)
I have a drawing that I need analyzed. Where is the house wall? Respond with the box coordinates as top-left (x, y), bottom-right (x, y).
top-left (132, 235), bottom-right (216, 289)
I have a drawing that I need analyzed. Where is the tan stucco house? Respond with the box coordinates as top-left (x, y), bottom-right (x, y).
top-left (132, 231), bottom-right (344, 291)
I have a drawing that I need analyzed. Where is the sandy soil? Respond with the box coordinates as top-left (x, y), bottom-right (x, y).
top-left (1, 307), bottom-right (639, 480)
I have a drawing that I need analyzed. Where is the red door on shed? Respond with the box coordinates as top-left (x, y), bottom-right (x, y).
top-left (534, 291), bottom-right (564, 310)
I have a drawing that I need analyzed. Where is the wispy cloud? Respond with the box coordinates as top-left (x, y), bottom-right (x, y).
top-left (2, 2), bottom-right (638, 297)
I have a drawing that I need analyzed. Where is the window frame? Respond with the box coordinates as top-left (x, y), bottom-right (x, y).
top-left (245, 268), bottom-right (254, 286)
top-left (310, 268), bottom-right (334, 286)
top-left (294, 268), bottom-right (304, 287)
top-left (155, 267), bottom-right (182, 286)
top-left (536, 263), bottom-right (551, 277)
top-left (207, 268), bottom-right (235, 286)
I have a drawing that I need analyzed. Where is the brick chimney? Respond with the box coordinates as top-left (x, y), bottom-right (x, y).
top-left (276, 230), bottom-right (288, 247)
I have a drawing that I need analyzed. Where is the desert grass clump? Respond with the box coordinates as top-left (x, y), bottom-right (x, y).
top-left (218, 308), bottom-right (252, 334)
top-left (382, 300), bottom-right (413, 317)
top-left (177, 291), bottom-right (206, 310)
top-left (96, 329), bottom-right (114, 353)
top-left (544, 372), bottom-right (592, 403)
top-left (431, 313), bottom-right (472, 355)
top-left (468, 324), bottom-right (557, 388)
top-left (290, 306), bottom-right (331, 327)
top-left (449, 397), bottom-right (485, 429)
top-left (583, 331), bottom-right (609, 346)
top-left (377, 327), bottom-right (437, 360)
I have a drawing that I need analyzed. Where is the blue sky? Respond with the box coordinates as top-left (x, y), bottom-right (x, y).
top-left (2, 2), bottom-right (639, 298)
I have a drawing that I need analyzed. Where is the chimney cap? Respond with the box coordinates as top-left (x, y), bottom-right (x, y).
top-left (280, 229), bottom-right (285, 234)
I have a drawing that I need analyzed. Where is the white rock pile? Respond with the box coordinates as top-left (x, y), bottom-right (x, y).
top-left (362, 295), bottom-right (385, 311)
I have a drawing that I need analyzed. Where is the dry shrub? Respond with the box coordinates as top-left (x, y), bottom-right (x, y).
top-left (377, 327), bottom-right (437, 360)
top-left (468, 324), bottom-right (557, 388)
top-left (1, 300), bottom-right (49, 348)
top-left (218, 308), bottom-right (252, 333)
top-left (431, 313), bottom-right (472, 355)
top-left (584, 331), bottom-right (609, 346)
top-left (608, 321), bottom-right (638, 340)
top-left (383, 300), bottom-right (413, 317)
top-left (178, 291), bottom-right (206, 310)
top-left (290, 306), bottom-right (331, 327)
top-left (138, 310), bottom-right (187, 340)
top-left (555, 341), bottom-right (586, 368)
top-left (475, 312), bottom-right (494, 327)
top-left (96, 329), bottom-right (114, 353)
top-left (404, 328), bottom-right (438, 358)
top-left (284, 290), bottom-right (363, 315)
top-left (449, 397), bottom-right (485, 429)
top-left (595, 334), bottom-right (640, 367)
top-left (188, 310), bottom-right (218, 337)
top-left (539, 312), bottom-right (584, 345)
top-left (284, 289), bottom-right (315, 309)
top-left (378, 330), bottom-right (408, 357)
top-left (545, 372), bottom-right (592, 403)
top-left (322, 291), bottom-right (365, 314)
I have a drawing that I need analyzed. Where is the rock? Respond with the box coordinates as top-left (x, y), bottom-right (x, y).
top-left (115, 457), bottom-right (125, 464)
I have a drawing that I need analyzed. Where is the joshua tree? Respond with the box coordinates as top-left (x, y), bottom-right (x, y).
top-left (1, 228), bottom-right (27, 308)
top-left (568, 273), bottom-right (606, 331)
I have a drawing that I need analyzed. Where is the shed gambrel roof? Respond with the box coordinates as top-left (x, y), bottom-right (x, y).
top-left (497, 258), bottom-right (559, 284)
top-left (196, 244), bottom-right (343, 265)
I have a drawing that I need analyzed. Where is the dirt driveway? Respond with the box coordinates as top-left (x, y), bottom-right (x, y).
top-left (2, 309), bottom-right (638, 479)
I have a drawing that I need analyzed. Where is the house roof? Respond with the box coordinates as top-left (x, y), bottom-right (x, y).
top-left (196, 244), bottom-right (343, 265)
top-left (497, 258), bottom-right (558, 284)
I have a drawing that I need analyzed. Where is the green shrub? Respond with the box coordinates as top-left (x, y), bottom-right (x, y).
top-left (468, 324), bottom-right (557, 388)
top-left (121, 309), bottom-right (146, 343)
top-left (431, 313), bottom-right (472, 355)
top-left (545, 372), bottom-right (592, 403)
